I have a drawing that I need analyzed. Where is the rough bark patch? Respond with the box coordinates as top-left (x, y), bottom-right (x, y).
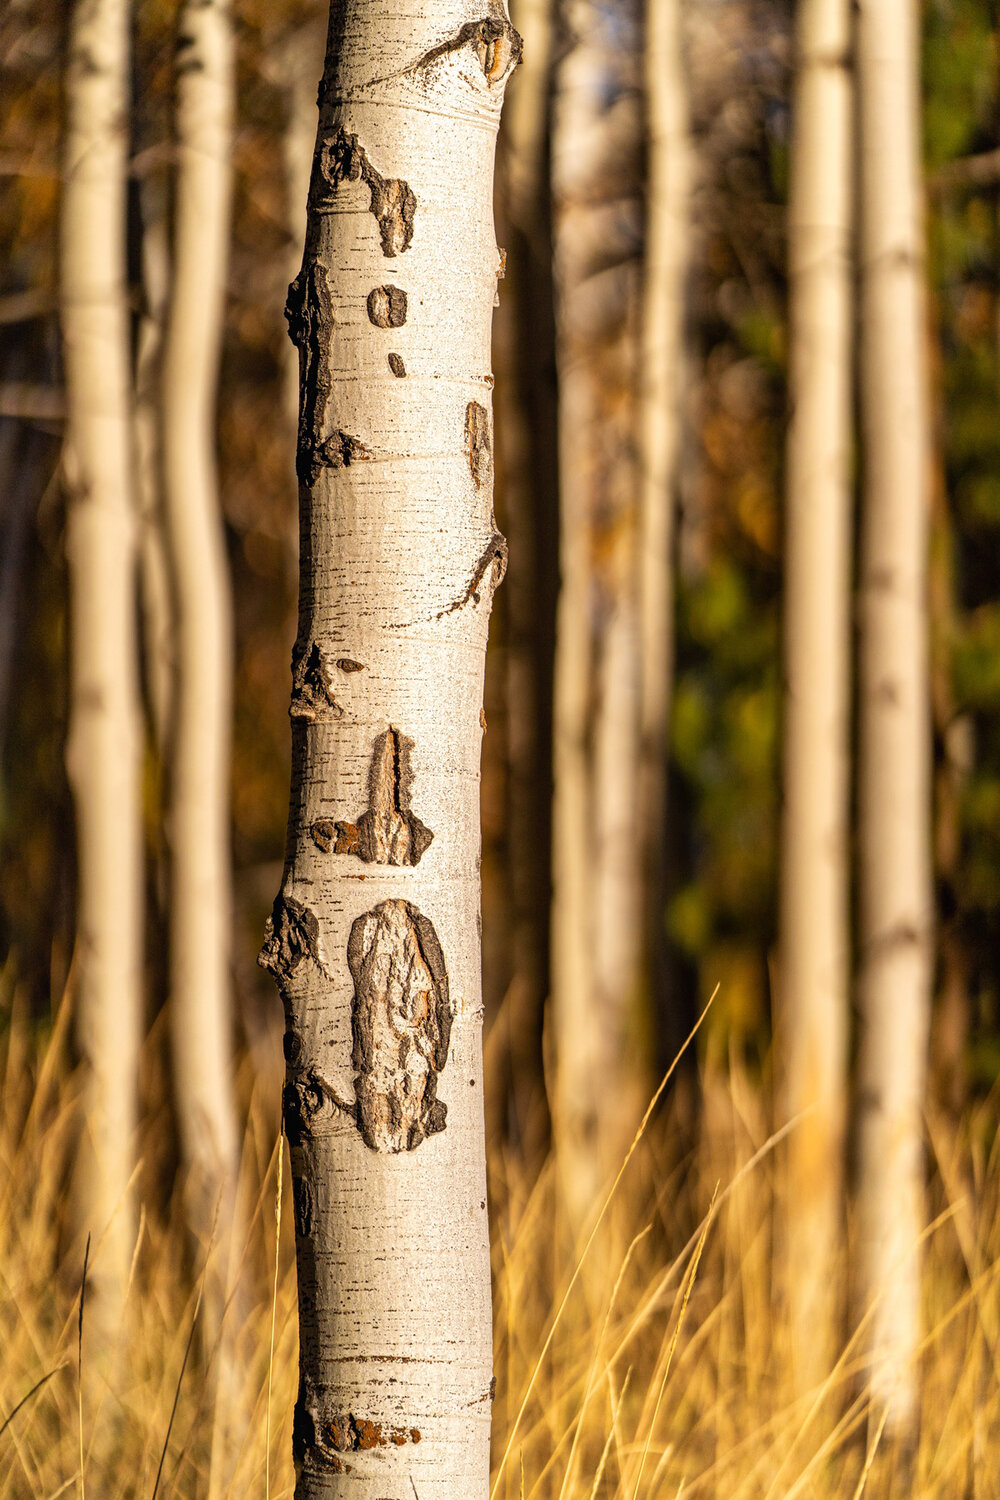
top-left (325, 1414), bottom-right (421, 1450)
top-left (285, 261), bottom-right (335, 485)
top-left (408, 16), bottom-right (523, 85)
top-left (289, 641), bottom-right (342, 722)
top-left (465, 400), bottom-right (492, 487)
top-left (367, 284), bottom-right (408, 328)
top-left (258, 895), bottom-right (320, 982)
top-left (388, 352), bottom-right (406, 377)
top-left (347, 899), bottom-right (450, 1153)
top-left (316, 129), bottom-right (416, 257)
top-left (334, 727), bottom-right (433, 865)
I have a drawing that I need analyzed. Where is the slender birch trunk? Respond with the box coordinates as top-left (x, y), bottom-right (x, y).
top-left (160, 0), bottom-right (241, 1414)
top-left (778, 0), bottom-right (853, 1391)
top-left (551, 0), bottom-right (643, 1227)
top-left (61, 0), bottom-right (142, 1313)
top-left (259, 7), bottom-right (520, 1494)
top-left (638, 0), bottom-right (689, 1044)
top-left (855, 0), bottom-right (933, 1435)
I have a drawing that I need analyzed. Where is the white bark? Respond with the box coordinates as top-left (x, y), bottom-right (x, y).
top-left (638, 0), bottom-right (689, 1015)
top-left (61, 0), bottom-right (143, 1312)
top-left (778, 0), bottom-right (852, 1390)
top-left (855, 0), bottom-right (933, 1433)
top-left (259, 7), bottom-right (520, 1495)
top-left (161, 0), bottom-right (240, 1264)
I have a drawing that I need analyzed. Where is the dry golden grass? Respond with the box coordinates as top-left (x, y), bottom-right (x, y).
top-left (2, 986), bottom-right (999, 1498)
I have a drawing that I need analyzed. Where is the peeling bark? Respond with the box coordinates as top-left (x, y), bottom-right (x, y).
top-left (260, 6), bottom-right (518, 1494)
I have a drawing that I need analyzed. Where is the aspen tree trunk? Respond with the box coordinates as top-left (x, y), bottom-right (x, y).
top-left (550, 12), bottom-right (605, 1225)
top-left (778, 0), bottom-right (852, 1392)
top-left (259, 7), bottom-right (520, 1494)
top-left (551, 0), bottom-right (643, 1228)
top-left (161, 0), bottom-right (240, 1273)
top-left (855, 0), bottom-right (933, 1435)
top-left (61, 0), bottom-right (142, 1312)
top-left (639, 0), bottom-right (689, 1069)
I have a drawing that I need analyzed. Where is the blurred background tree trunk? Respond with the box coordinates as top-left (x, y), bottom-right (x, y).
top-left (855, 0), bottom-right (934, 1439)
top-left (778, 0), bottom-right (852, 1394)
top-left (551, 0), bottom-right (644, 1229)
top-left (61, 0), bottom-right (143, 1322)
top-left (491, 0), bottom-right (559, 1167)
top-left (160, 2), bottom-right (242, 1471)
top-left (638, 0), bottom-right (689, 1104)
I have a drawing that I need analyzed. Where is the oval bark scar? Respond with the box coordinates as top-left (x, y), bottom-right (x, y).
top-left (347, 899), bottom-right (451, 1153)
top-left (367, 284), bottom-right (408, 327)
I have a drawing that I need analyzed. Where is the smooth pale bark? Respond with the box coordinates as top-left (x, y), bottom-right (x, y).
top-left (161, 0), bottom-right (241, 1280)
top-left (259, 7), bottom-right (519, 1495)
top-left (61, 0), bottom-right (142, 1313)
top-left (778, 0), bottom-right (852, 1391)
top-left (638, 0), bottom-right (689, 1039)
top-left (551, 0), bottom-right (643, 1228)
top-left (855, 0), bottom-right (933, 1435)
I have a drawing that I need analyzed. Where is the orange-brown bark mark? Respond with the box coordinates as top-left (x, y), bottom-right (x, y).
top-left (367, 283), bottom-right (408, 328)
top-left (465, 399), bottom-right (492, 487)
top-left (314, 129), bottom-right (416, 257)
top-left (388, 352), bottom-right (406, 377)
top-left (325, 1414), bottom-right (422, 1450)
top-left (347, 899), bottom-right (450, 1153)
top-left (407, 15), bottom-right (522, 85)
top-left (332, 727), bottom-right (433, 865)
top-left (289, 640), bottom-right (342, 722)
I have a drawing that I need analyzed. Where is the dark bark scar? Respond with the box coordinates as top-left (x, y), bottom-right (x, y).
top-left (334, 727), bottom-right (434, 865)
top-left (289, 640), bottom-right (343, 722)
top-left (314, 129), bottom-right (416, 257)
top-left (437, 532), bottom-right (508, 618)
top-left (347, 899), bottom-right (451, 1153)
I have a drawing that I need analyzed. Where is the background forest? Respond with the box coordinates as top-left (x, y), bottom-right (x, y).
top-left (2, 0), bottom-right (1000, 1494)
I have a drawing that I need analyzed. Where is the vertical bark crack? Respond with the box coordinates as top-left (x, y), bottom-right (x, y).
top-left (347, 899), bottom-right (451, 1152)
top-left (465, 399), bottom-right (492, 487)
top-left (331, 727), bottom-right (434, 865)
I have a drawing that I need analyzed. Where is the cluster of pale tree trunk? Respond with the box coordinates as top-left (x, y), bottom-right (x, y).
top-left (61, 0), bottom-right (242, 1478)
top-left (55, 0), bottom-right (942, 1484)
